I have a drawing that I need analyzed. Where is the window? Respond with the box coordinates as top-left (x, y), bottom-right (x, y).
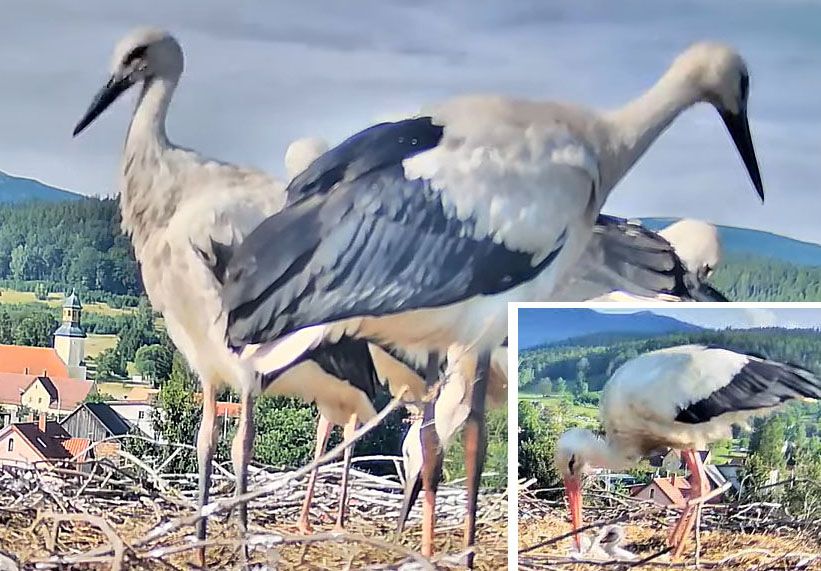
top-left (138, 411), bottom-right (145, 420)
top-left (7, 438), bottom-right (13, 452)
top-left (649, 488), bottom-right (655, 499)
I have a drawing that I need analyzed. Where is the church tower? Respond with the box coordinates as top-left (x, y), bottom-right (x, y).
top-left (54, 290), bottom-right (87, 380)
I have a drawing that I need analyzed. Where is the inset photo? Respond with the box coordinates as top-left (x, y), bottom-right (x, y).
top-left (515, 305), bottom-right (821, 569)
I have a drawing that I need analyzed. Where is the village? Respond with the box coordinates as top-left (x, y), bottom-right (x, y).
top-left (0, 291), bottom-right (240, 471)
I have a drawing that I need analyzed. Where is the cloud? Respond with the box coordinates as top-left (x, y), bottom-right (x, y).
top-left (744, 308), bottom-right (779, 328)
top-left (1, 0), bottom-right (819, 242)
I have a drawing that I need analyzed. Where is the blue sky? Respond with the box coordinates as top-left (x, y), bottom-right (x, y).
top-left (1, 1), bottom-right (819, 242)
top-left (598, 307), bottom-right (821, 329)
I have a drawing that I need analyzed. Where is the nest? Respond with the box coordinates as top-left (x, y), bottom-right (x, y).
top-left (518, 484), bottom-right (821, 570)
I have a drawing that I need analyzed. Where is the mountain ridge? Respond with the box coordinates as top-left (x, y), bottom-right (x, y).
top-left (0, 171), bottom-right (82, 204)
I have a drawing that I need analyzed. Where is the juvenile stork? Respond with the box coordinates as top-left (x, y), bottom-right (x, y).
top-left (397, 344), bottom-right (508, 541)
top-left (70, 27), bottom-right (411, 560)
top-left (553, 216), bottom-right (727, 302)
top-left (555, 345), bottom-right (821, 558)
top-left (219, 42), bottom-right (764, 565)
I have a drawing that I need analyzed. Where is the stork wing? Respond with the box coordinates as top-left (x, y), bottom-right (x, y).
top-left (220, 117), bottom-right (566, 349)
top-left (675, 348), bottom-right (821, 423)
top-left (552, 215), bottom-right (726, 301)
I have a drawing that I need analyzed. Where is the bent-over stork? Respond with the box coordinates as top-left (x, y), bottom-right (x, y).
top-left (555, 345), bottom-right (821, 558)
top-left (553, 216), bottom-right (727, 302)
top-left (218, 42), bottom-right (764, 566)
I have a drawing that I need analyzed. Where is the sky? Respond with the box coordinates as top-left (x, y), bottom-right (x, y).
top-left (1, 1), bottom-right (820, 242)
top-left (598, 307), bottom-right (821, 329)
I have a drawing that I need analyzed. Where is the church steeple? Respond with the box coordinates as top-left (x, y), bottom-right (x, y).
top-left (54, 290), bottom-right (87, 380)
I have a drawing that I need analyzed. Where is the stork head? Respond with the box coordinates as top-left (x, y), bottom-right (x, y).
top-left (555, 428), bottom-right (604, 549)
top-left (73, 28), bottom-right (184, 136)
top-left (669, 42), bottom-right (763, 201)
top-left (658, 219), bottom-right (722, 281)
top-left (285, 137), bottom-right (329, 181)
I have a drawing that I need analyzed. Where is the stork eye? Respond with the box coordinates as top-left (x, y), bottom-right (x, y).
top-left (568, 454), bottom-right (576, 474)
top-left (124, 45), bottom-right (148, 65)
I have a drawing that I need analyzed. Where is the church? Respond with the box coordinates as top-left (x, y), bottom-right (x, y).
top-left (0, 292), bottom-right (93, 423)
top-left (0, 291), bottom-right (87, 380)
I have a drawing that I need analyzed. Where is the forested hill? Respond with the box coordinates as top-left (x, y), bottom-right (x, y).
top-left (518, 327), bottom-right (821, 392)
top-left (0, 171), bottom-right (82, 203)
top-left (0, 198), bottom-right (140, 296)
top-left (0, 197), bottom-right (819, 303)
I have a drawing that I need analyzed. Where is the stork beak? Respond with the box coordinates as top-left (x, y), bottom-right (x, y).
top-left (396, 470), bottom-right (422, 533)
top-left (563, 475), bottom-right (583, 551)
top-left (73, 74), bottom-right (134, 137)
top-left (720, 108), bottom-right (764, 202)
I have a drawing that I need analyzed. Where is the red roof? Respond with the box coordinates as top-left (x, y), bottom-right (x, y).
top-left (0, 344), bottom-right (69, 377)
top-left (216, 402), bottom-right (241, 418)
top-left (652, 476), bottom-right (691, 506)
top-left (62, 437), bottom-right (91, 461)
top-left (0, 372), bottom-right (93, 411)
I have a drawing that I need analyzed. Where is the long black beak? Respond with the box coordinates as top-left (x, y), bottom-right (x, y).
top-left (73, 74), bottom-right (133, 137)
top-left (396, 471), bottom-right (422, 533)
top-left (720, 108), bottom-right (764, 202)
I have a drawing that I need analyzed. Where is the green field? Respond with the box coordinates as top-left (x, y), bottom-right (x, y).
top-left (85, 333), bottom-right (118, 359)
top-left (0, 288), bottom-right (133, 317)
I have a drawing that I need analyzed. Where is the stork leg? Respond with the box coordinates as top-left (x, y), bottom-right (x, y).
top-left (195, 382), bottom-right (218, 568)
top-left (298, 413), bottom-right (333, 534)
top-left (231, 387), bottom-right (256, 564)
top-left (463, 350), bottom-right (490, 569)
top-left (334, 413), bottom-right (358, 531)
top-left (672, 449), bottom-right (709, 559)
top-left (420, 351), bottom-right (442, 558)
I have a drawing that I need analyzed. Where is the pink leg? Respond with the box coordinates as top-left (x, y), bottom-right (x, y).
top-left (672, 449), bottom-right (710, 559)
top-left (334, 414), bottom-right (358, 531)
top-left (297, 414), bottom-right (333, 534)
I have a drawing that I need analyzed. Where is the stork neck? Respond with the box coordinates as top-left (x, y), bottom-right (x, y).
top-left (602, 70), bottom-right (700, 192)
top-left (586, 435), bottom-right (630, 472)
top-left (120, 75), bottom-right (180, 252)
top-left (126, 76), bottom-right (176, 149)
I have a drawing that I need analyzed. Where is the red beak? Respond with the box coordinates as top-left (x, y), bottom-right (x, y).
top-left (563, 475), bottom-right (583, 550)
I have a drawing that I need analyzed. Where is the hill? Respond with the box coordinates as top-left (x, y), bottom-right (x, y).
top-left (0, 171), bottom-right (82, 204)
top-left (642, 217), bottom-right (821, 267)
top-left (517, 308), bottom-right (701, 349)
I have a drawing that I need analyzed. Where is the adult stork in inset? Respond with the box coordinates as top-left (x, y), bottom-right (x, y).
top-left (555, 345), bottom-right (821, 558)
top-left (553, 216), bottom-right (727, 302)
top-left (70, 27), bottom-right (423, 563)
top-left (218, 41), bottom-right (764, 566)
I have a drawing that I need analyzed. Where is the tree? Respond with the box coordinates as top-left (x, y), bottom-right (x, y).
top-left (9, 245), bottom-right (28, 280)
top-left (13, 312), bottom-right (58, 347)
top-left (95, 347), bottom-right (127, 380)
top-left (150, 355), bottom-right (204, 472)
top-left (0, 310), bottom-right (13, 344)
top-left (134, 344), bottom-right (173, 384)
top-left (554, 377), bottom-right (567, 394)
top-left (519, 400), bottom-right (564, 487)
top-left (744, 415), bottom-right (787, 500)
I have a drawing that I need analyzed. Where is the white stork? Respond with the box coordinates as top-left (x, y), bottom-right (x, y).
top-left (69, 28), bottom-right (422, 561)
top-left (553, 216), bottom-right (727, 302)
top-left (555, 345), bottom-right (821, 558)
top-left (218, 42), bottom-right (764, 565)
top-left (396, 343), bottom-right (508, 550)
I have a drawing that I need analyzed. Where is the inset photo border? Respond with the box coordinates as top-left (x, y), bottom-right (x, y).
top-left (508, 302), bottom-right (821, 570)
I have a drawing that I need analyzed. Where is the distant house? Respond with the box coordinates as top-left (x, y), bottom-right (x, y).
top-left (108, 401), bottom-right (155, 438)
top-left (60, 403), bottom-right (131, 459)
top-left (631, 464), bottom-right (730, 507)
top-left (0, 414), bottom-right (90, 468)
top-left (0, 372), bottom-right (94, 425)
top-left (632, 474), bottom-right (691, 507)
top-left (649, 449), bottom-right (712, 473)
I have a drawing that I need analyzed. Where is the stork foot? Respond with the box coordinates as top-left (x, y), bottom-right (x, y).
top-left (297, 519), bottom-right (314, 535)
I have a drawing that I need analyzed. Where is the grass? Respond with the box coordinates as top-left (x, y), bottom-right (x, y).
top-left (96, 381), bottom-right (151, 400)
top-left (0, 288), bottom-right (133, 316)
top-left (84, 334), bottom-right (118, 359)
top-left (519, 392), bottom-right (600, 425)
